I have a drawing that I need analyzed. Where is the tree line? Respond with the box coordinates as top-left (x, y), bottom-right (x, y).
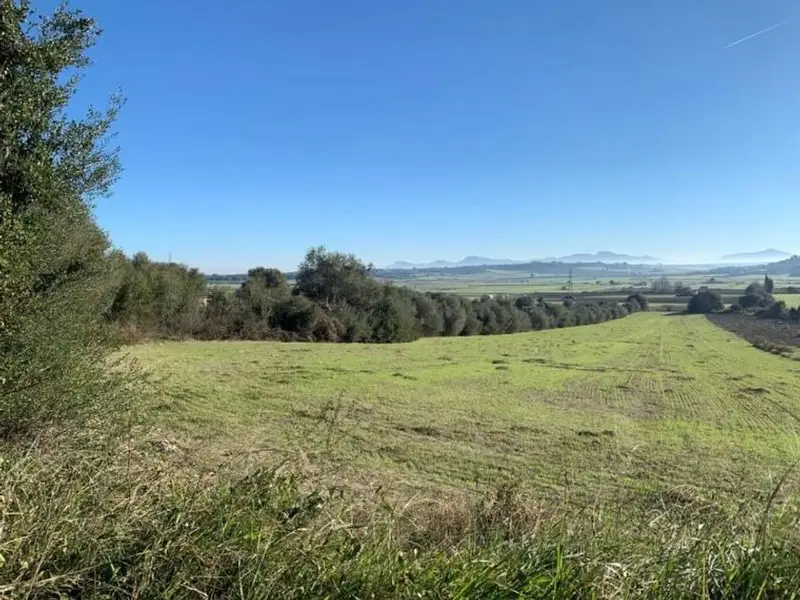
top-left (106, 248), bottom-right (650, 343)
top-left (686, 275), bottom-right (800, 321)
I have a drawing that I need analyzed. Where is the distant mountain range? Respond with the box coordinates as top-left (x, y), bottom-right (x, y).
top-left (549, 251), bottom-right (660, 264)
top-left (762, 254), bottom-right (800, 274)
top-left (720, 249), bottom-right (793, 264)
top-left (384, 251), bottom-right (661, 270)
top-left (384, 256), bottom-right (519, 270)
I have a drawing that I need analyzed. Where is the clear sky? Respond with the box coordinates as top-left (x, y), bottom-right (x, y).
top-left (59, 0), bottom-right (800, 271)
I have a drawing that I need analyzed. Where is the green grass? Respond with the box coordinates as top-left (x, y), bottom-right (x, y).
top-left (775, 293), bottom-right (800, 308)
top-left (131, 313), bottom-right (800, 505)
top-left (397, 272), bottom-right (800, 298)
top-left (7, 314), bottom-right (800, 598)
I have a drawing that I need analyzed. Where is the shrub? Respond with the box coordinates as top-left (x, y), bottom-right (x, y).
top-left (626, 293), bottom-right (649, 310)
top-left (411, 294), bottom-right (443, 337)
top-left (687, 290), bottom-right (724, 314)
top-left (197, 288), bottom-right (237, 339)
top-left (459, 298), bottom-right (481, 336)
top-left (764, 300), bottom-right (788, 320)
top-left (0, 3), bottom-right (134, 437)
top-left (330, 303), bottom-right (373, 342)
top-left (369, 289), bottom-right (419, 343)
top-left (435, 294), bottom-right (467, 336)
top-left (739, 290), bottom-right (774, 309)
top-left (272, 296), bottom-right (322, 339)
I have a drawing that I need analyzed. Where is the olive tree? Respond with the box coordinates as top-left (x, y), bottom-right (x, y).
top-left (0, 1), bottom-right (130, 436)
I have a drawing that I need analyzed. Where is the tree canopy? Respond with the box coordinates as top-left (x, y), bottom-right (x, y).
top-left (0, 1), bottom-right (128, 436)
top-left (687, 290), bottom-right (724, 314)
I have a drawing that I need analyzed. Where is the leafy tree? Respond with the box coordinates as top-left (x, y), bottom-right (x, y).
top-left (329, 302), bottom-right (372, 342)
top-left (108, 254), bottom-right (208, 337)
top-left (745, 282), bottom-right (762, 294)
top-left (295, 247), bottom-right (379, 310)
top-left (764, 300), bottom-right (787, 319)
top-left (0, 2), bottom-right (129, 436)
top-left (369, 288), bottom-right (418, 343)
top-left (764, 274), bottom-right (775, 294)
top-left (459, 298), bottom-right (481, 336)
top-left (624, 299), bottom-right (641, 313)
top-left (198, 287), bottom-right (236, 339)
top-left (271, 296), bottom-right (321, 339)
top-left (411, 293), bottom-right (443, 337)
top-left (244, 267), bottom-right (288, 291)
top-left (626, 293), bottom-right (649, 310)
top-left (687, 290), bottom-right (724, 314)
top-left (236, 266), bottom-right (288, 321)
top-left (739, 284), bottom-right (774, 310)
top-left (650, 276), bottom-right (671, 293)
top-left (434, 294), bottom-right (467, 336)
top-left (475, 297), bottom-right (500, 334)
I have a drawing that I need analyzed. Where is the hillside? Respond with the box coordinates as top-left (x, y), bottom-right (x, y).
top-left (554, 251), bottom-right (660, 264)
top-left (385, 256), bottom-right (521, 269)
top-left (721, 249), bottom-right (793, 263)
top-left (766, 254), bottom-right (800, 274)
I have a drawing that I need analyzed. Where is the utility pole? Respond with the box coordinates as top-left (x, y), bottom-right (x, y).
top-left (568, 267), bottom-right (574, 293)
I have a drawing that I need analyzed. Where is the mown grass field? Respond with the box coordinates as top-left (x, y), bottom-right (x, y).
top-left (133, 313), bottom-right (800, 507)
top-left (776, 293), bottom-right (800, 308)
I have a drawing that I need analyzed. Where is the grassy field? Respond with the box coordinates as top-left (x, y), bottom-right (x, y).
top-left (13, 313), bottom-right (800, 598)
top-left (132, 313), bottom-right (800, 506)
top-left (776, 293), bottom-right (800, 308)
top-left (394, 273), bottom-right (800, 298)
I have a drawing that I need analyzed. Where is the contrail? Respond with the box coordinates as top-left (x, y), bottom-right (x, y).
top-left (725, 16), bottom-right (795, 48)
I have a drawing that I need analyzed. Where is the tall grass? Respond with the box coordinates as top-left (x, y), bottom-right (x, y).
top-left (2, 437), bottom-right (800, 599)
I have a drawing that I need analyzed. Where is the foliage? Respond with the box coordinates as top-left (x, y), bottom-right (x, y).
top-left (764, 274), bottom-right (775, 294)
top-left (687, 290), bottom-right (724, 314)
top-left (106, 248), bottom-right (647, 343)
top-left (369, 287), bottom-right (418, 342)
top-left (271, 295), bottom-right (322, 339)
top-left (763, 300), bottom-right (788, 320)
top-left (626, 293), bottom-right (649, 310)
top-left (0, 1), bottom-right (131, 437)
top-left (295, 246), bottom-right (379, 310)
top-left (650, 275), bottom-right (672, 293)
top-left (107, 252), bottom-right (206, 338)
top-left (3, 448), bottom-right (800, 599)
top-left (739, 283), bottom-right (775, 310)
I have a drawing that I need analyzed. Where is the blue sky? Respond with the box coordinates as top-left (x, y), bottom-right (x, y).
top-left (60, 0), bottom-right (800, 271)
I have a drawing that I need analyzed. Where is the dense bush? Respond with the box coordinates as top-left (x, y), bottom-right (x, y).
top-left (763, 300), bottom-right (788, 320)
top-left (739, 283), bottom-right (774, 310)
top-left (626, 293), bottom-right (649, 311)
top-left (687, 290), bottom-right (724, 314)
top-left (107, 252), bottom-right (207, 338)
top-left (0, 3), bottom-right (133, 438)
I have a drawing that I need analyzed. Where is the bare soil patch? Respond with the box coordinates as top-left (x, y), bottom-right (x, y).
top-left (707, 313), bottom-right (800, 355)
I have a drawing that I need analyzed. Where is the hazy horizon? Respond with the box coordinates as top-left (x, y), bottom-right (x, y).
top-left (189, 248), bottom-right (796, 275)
